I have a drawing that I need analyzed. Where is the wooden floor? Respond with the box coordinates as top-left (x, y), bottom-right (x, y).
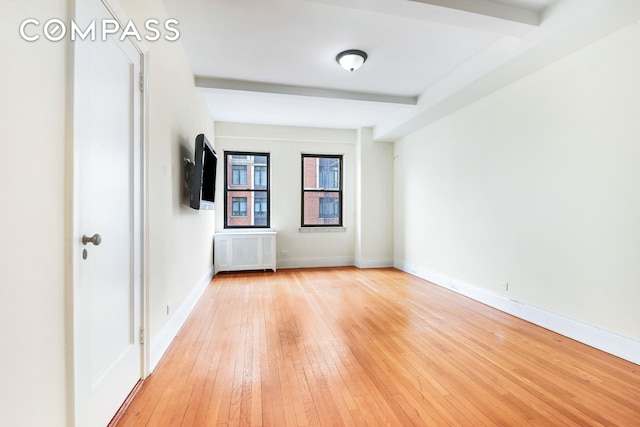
top-left (116, 268), bottom-right (640, 426)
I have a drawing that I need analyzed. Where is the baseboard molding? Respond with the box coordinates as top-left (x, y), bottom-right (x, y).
top-left (277, 256), bottom-right (394, 270)
top-left (395, 260), bottom-right (640, 366)
top-left (355, 257), bottom-right (394, 269)
top-left (107, 379), bottom-right (143, 427)
top-left (277, 256), bottom-right (354, 270)
top-left (149, 266), bottom-right (214, 372)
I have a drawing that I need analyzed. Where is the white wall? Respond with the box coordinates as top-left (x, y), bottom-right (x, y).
top-left (0, 1), bottom-right (69, 426)
top-left (394, 22), bottom-right (640, 344)
top-left (355, 128), bottom-right (394, 268)
top-left (215, 122), bottom-right (357, 268)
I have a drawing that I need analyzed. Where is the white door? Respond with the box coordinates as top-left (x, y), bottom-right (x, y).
top-left (73, 1), bottom-right (143, 426)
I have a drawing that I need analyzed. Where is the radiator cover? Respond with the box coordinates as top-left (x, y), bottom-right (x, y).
top-left (214, 231), bottom-right (276, 275)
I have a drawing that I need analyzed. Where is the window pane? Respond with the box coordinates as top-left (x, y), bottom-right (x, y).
top-left (319, 157), bottom-right (340, 189)
top-left (303, 192), bottom-right (340, 225)
top-left (303, 156), bottom-right (341, 190)
top-left (227, 190), bottom-right (269, 227)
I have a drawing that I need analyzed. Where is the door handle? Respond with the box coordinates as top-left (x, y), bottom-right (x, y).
top-left (82, 233), bottom-right (102, 246)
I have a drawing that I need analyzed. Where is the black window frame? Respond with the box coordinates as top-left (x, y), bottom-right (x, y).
top-left (224, 151), bottom-right (271, 229)
top-left (301, 154), bottom-right (343, 227)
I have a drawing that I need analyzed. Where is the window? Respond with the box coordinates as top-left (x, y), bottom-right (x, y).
top-left (301, 154), bottom-right (343, 226)
top-left (231, 197), bottom-right (247, 216)
top-left (224, 151), bottom-right (270, 228)
top-left (254, 166), bottom-right (267, 189)
top-left (232, 165), bottom-right (247, 185)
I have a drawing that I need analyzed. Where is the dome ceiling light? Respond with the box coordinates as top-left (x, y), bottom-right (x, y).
top-left (335, 49), bottom-right (368, 72)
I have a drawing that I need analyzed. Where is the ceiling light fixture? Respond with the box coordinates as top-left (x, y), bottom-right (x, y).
top-left (335, 49), bottom-right (368, 72)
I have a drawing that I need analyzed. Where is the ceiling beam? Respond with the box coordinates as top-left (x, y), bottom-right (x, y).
top-left (195, 77), bottom-right (418, 106)
top-left (408, 0), bottom-right (540, 26)
top-left (303, 0), bottom-right (540, 36)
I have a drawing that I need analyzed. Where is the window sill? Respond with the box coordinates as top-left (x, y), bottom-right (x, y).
top-left (218, 228), bottom-right (276, 234)
top-left (299, 227), bottom-right (347, 233)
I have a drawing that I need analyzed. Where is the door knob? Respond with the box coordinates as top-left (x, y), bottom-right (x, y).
top-left (82, 233), bottom-right (102, 246)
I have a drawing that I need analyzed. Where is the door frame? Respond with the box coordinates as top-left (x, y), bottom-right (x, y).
top-left (66, 0), bottom-right (150, 424)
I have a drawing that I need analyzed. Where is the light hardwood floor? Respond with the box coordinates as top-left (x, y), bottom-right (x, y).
top-left (115, 267), bottom-right (640, 426)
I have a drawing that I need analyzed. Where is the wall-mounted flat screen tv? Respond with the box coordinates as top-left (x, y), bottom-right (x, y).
top-left (188, 133), bottom-right (217, 210)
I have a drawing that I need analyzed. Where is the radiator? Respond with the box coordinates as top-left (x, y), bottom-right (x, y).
top-left (214, 231), bottom-right (276, 275)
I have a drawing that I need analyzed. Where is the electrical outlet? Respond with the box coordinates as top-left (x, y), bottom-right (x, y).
top-left (281, 250), bottom-right (289, 257)
top-left (501, 282), bottom-right (509, 291)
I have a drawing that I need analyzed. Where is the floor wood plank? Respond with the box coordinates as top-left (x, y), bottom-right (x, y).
top-left (116, 267), bottom-right (640, 426)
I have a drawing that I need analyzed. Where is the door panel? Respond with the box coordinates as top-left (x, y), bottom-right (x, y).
top-left (73, 1), bottom-right (142, 426)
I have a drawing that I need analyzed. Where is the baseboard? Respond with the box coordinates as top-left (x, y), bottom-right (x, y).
top-left (395, 260), bottom-right (640, 366)
top-left (149, 266), bottom-right (214, 372)
top-left (107, 379), bottom-right (143, 427)
top-left (355, 257), bottom-right (394, 269)
top-left (277, 256), bottom-right (354, 270)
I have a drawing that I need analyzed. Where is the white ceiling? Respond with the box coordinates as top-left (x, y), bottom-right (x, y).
top-left (163, 0), bottom-right (640, 140)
